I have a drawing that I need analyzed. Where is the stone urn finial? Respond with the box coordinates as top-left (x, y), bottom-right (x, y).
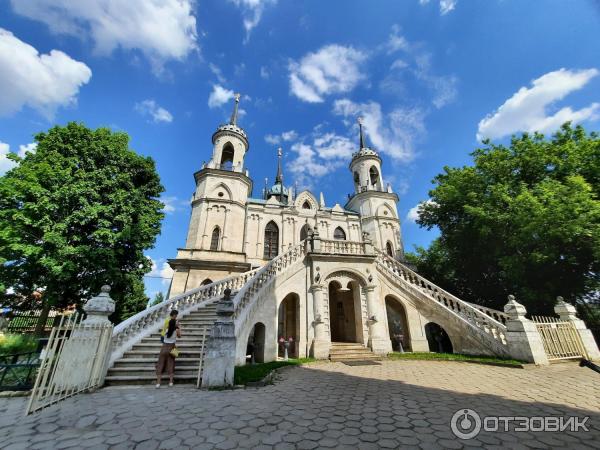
top-left (503, 294), bottom-right (527, 320)
top-left (83, 285), bottom-right (115, 324)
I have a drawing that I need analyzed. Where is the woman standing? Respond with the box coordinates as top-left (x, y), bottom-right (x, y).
top-left (156, 309), bottom-right (180, 387)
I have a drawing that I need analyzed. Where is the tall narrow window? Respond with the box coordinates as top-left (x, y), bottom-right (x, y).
top-left (210, 226), bottom-right (220, 251)
top-left (369, 166), bottom-right (380, 187)
top-left (386, 241), bottom-right (394, 257)
top-left (220, 142), bottom-right (234, 170)
top-left (302, 201), bottom-right (311, 210)
top-left (333, 227), bottom-right (346, 240)
top-left (263, 221), bottom-right (279, 259)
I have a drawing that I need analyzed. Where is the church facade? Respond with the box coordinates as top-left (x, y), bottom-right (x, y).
top-left (166, 96), bottom-right (511, 365)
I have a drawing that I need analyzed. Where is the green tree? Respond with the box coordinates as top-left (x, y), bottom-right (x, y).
top-left (411, 124), bottom-right (600, 327)
top-left (150, 291), bottom-right (165, 307)
top-left (0, 122), bottom-right (164, 325)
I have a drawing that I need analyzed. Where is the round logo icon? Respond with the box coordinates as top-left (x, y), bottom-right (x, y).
top-left (450, 409), bottom-right (482, 440)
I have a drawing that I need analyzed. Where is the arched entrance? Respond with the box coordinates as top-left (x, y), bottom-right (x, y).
top-left (328, 280), bottom-right (362, 343)
top-left (246, 322), bottom-right (266, 363)
top-left (385, 296), bottom-right (411, 352)
top-left (424, 322), bottom-right (453, 353)
top-left (277, 293), bottom-right (300, 358)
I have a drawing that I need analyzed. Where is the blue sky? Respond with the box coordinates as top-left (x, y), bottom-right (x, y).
top-left (1, 0), bottom-right (599, 300)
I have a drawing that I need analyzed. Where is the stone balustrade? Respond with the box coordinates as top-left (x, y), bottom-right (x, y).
top-left (463, 301), bottom-right (509, 325)
top-left (374, 250), bottom-right (509, 352)
top-left (318, 239), bottom-right (368, 256)
top-left (110, 267), bottom-right (260, 366)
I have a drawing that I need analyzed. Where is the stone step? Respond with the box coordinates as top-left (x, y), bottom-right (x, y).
top-left (104, 375), bottom-right (198, 386)
top-left (141, 336), bottom-right (208, 344)
top-left (330, 355), bottom-right (382, 362)
top-left (113, 358), bottom-right (201, 368)
top-left (122, 350), bottom-right (202, 358)
top-left (107, 367), bottom-right (198, 378)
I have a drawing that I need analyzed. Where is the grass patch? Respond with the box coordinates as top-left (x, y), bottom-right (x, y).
top-left (234, 358), bottom-right (315, 385)
top-left (387, 352), bottom-right (524, 365)
top-left (0, 334), bottom-right (38, 356)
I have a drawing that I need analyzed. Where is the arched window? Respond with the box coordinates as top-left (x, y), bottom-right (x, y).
top-left (333, 227), bottom-right (346, 240)
top-left (353, 172), bottom-right (360, 188)
top-left (369, 166), bottom-right (379, 187)
top-left (300, 224), bottom-right (309, 241)
top-left (386, 241), bottom-right (394, 257)
top-left (263, 221), bottom-right (279, 259)
top-left (210, 226), bottom-right (220, 251)
top-left (302, 201), bottom-right (311, 210)
top-left (201, 278), bottom-right (213, 285)
top-left (220, 142), bottom-right (234, 170)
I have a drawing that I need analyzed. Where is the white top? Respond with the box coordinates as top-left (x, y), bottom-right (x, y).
top-left (163, 326), bottom-right (178, 344)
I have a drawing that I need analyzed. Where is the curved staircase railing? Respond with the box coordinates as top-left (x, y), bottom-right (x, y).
top-left (110, 267), bottom-right (260, 365)
top-left (374, 250), bottom-right (510, 356)
top-left (232, 241), bottom-right (307, 334)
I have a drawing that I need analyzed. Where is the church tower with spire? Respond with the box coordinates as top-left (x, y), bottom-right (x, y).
top-left (168, 95), bottom-right (254, 294)
top-left (346, 118), bottom-right (404, 258)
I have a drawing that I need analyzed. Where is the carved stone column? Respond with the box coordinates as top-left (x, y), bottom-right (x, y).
top-left (554, 297), bottom-right (600, 360)
top-left (202, 289), bottom-right (237, 388)
top-left (365, 284), bottom-right (392, 354)
top-left (310, 284), bottom-right (329, 359)
top-left (504, 295), bottom-right (549, 365)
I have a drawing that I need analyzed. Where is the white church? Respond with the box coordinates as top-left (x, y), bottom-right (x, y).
top-left (107, 96), bottom-right (599, 385)
top-left (165, 95), bottom-right (506, 364)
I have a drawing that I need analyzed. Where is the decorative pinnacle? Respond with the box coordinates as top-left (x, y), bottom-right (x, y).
top-left (275, 147), bottom-right (283, 184)
top-left (358, 117), bottom-right (365, 149)
top-left (229, 93), bottom-right (241, 125)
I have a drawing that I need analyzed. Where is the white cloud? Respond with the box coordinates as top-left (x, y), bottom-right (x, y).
top-left (229, 0), bottom-right (277, 42)
top-left (10, 0), bottom-right (197, 73)
top-left (440, 0), bottom-right (457, 15)
top-left (390, 59), bottom-right (409, 71)
top-left (333, 99), bottom-right (424, 162)
top-left (0, 141), bottom-right (37, 175)
top-left (135, 100), bottom-right (173, 123)
top-left (386, 25), bottom-right (409, 54)
top-left (406, 199), bottom-right (437, 223)
top-left (289, 44), bottom-right (367, 103)
top-left (414, 54), bottom-right (458, 109)
top-left (208, 84), bottom-right (234, 108)
top-left (0, 28), bottom-right (91, 118)
top-left (265, 130), bottom-right (298, 145)
top-left (287, 132), bottom-right (355, 188)
top-left (148, 257), bottom-right (174, 285)
top-left (260, 66), bottom-right (270, 79)
top-left (477, 68), bottom-right (600, 140)
top-left (209, 63), bottom-right (226, 84)
top-left (161, 196), bottom-right (187, 214)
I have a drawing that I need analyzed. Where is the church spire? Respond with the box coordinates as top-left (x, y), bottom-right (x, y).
top-left (229, 93), bottom-right (241, 125)
top-left (358, 117), bottom-right (366, 149)
top-left (275, 147), bottom-right (283, 184)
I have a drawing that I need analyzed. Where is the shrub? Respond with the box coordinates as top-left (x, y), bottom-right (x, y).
top-left (0, 333), bottom-right (38, 356)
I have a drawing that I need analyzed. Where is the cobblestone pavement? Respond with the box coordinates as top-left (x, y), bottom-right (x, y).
top-left (1, 360), bottom-right (599, 449)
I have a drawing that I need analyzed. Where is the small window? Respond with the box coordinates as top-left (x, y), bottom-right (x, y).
top-left (201, 278), bottom-right (213, 285)
top-left (386, 241), bottom-right (394, 257)
top-left (302, 201), bottom-right (311, 210)
top-left (218, 192), bottom-right (224, 197)
top-left (369, 166), bottom-right (379, 186)
top-left (333, 227), bottom-right (346, 240)
top-left (220, 142), bottom-right (234, 170)
top-left (210, 226), bottom-right (220, 251)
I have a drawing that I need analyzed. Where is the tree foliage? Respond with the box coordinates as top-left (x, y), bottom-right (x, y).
top-left (0, 123), bottom-right (164, 323)
top-left (150, 291), bottom-right (165, 307)
top-left (410, 123), bottom-right (600, 321)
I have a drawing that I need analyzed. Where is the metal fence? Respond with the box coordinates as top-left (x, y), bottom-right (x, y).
top-left (0, 351), bottom-right (40, 391)
top-left (532, 316), bottom-right (589, 361)
top-left (25, 314), bottom-right (113, 415)
top-left (7, 309), bottom-right (65, 334)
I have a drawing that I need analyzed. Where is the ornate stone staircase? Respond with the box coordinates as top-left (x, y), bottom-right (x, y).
top-left (329, 342), bottom-right (381, 362)
top-left (105, 304), bottom-right (217, 385)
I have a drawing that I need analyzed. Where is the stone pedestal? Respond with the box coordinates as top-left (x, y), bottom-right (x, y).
top-left (310, 284), bottom-right (330, 359)
top-left (365, 285), bottom-right (392, 355)
top-left (202, 289), bottom-right (237, 388)
top-left (554, 297), bottom-right (600, 361)
top-left (503, 296), bottom-right (548, 365)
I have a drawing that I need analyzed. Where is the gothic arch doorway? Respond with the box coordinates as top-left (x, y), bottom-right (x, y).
top-left (424, 322), bottom-right (453, 353)
top-left (246, 322), bottom-right (266, 363)
top-left (328, 280), bottom-right (362, 343)
top-left (385, 296), bottom-right (411, 352)
top-left (278, 293), bottom-right (300, 358)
